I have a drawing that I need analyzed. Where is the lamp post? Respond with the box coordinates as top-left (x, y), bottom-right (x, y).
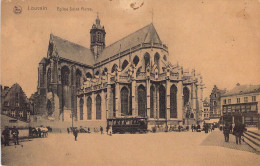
top-left (71, 113), bottom-right (73, 128)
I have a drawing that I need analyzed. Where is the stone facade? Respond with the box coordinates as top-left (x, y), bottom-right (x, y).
top-left (209, 85), bottom-right (226, 119)
top-left (35, 17), bottom-right (204, 126)
top-left (220, 84), bottom-right (260, 127)
top-left (1, 84), bottom-right (32, 122)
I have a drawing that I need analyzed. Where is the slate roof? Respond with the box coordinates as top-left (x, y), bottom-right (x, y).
top-left (97, 23), bottom-right (162, 62)
top-left (51, 34), bottom-right (95, 65)
top-left (48, 23), bottom-right (162, 66)
top-left (222, 84), bottom-right (260, 96)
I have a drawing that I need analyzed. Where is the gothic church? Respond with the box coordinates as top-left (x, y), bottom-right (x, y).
top-left (36, 16), bottom-right (204, 127)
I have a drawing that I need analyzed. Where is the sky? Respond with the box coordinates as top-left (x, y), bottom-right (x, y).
top-left (1, 0), bottom-right (260, 98)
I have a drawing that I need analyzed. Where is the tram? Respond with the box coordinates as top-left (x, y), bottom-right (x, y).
top-left (107, 116), bottom-right (148, 134)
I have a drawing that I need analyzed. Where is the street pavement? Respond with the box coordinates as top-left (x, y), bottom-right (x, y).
top-left (1, 130), bottom-right (259, 166)
top-left (201, 130), bottom-right (256, 153)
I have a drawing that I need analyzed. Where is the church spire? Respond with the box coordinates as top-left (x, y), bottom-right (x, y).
top-left (96, 12), bottom-right (100, 25)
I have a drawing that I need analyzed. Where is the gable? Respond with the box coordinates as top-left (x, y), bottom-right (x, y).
top-left (97, 23), bottom-right (162, 63)
top-left (49, 34), bottom-right (95, 66)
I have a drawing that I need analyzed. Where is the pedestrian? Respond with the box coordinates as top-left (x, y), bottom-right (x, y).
top-left (100, 126), bottom-right (103, 134)
top-left (73, 128), bottom-right (78, 141)
top-left (191, 124), bottom-right (194, 132)
top-left (223, 123), bottom-right (230, 142)
top-left (11, 126), bottom-right (19, 145)
top-left (38, 128), bottom-right (41, 138)
top-left (67, 127), bottom-right (70, 134)
top-left (2, 126), bottom-right (10, 146)
top-left (88, 127), bottom-right (90, 133)
top-left (178, 125), bottom-right (181, 132)
top-left (205, 124), bottom-right (208, 134)
top-left (233, 123), bottom-right (245, 144)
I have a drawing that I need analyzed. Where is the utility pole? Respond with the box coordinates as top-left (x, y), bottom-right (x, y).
top-left (71, 113), bottom-right (74, 128)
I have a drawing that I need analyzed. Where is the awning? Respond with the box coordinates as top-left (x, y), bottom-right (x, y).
top-left (204, 119), bottom-right (219, 124)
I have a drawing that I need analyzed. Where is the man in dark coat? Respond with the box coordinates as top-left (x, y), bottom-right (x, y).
top-left (100, 126), bottom-right (103, 135)
top-left (38, 128), bottom-right (42, 138)
top-left (233, 123), bottom-right (245, 144)
top-left (73, 128), bottom-right (78, 141)
top-left (223, 123), bottom-right (230, 142)
top-left (2, 126), bottom-right (10, 146)
top-left (11, 126), bottom-right (19, 145)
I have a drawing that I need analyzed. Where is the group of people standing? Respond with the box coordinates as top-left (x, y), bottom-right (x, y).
top-left (2, 126), bottom-right (19, 146)
top-left (223, 122), bottom-right (246, 144)
top-left (191, 124), bottom-right (202, 132)
top-left (68, 126), bottom-right (105, 141)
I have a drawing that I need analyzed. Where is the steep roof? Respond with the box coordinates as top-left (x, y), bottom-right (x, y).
top-left (222, 84), bottom-right (260, 96)
top-left (51, 34), bottom-right (95, 65)
top-left (97, 23), bottom-right (162, 62)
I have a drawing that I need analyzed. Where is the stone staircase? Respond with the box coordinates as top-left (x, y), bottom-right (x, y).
top-left (243, 129), bottom-right (260, 154)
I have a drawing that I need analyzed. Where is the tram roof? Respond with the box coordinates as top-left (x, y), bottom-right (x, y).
top-left (107, 116), bottom-right (148, 120)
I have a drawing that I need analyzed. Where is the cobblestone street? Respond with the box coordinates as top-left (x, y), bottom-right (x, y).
top-left (201, 130), bottom-right (256, 153)
top-left (1, 130), bottom-right (259, 166)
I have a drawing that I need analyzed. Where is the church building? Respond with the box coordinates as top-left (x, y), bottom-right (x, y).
top-left (36, 16), bottom-right (204, 127)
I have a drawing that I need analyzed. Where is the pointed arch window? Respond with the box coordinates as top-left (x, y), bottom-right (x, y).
top-left (61, 66), bottom-right (70, 86)
top-left (87, 97), bottom-right (92, 120)
top-left (121, 87), bottom-right (129, 116)
top-left (170, 85), bottom-right (178, 118)
top-left (183, 87), bottom-right (190, 106)
top-left (133, 56), bottom-right (139, 66)
top-left (79, 98), bottom-right (84, 120)
top-left (150, 86), bottom-right (155, 118)
top-left (96, 94), bottom-right (101, 120)
top-left (159, 85), bottom-right (166, 118)
top-left (47, 68), bottom-right (51, 92)
top-left (122, 60), bottom-right (129, 71)
top-left (76, 69), bottom-right (82, 89)
top-left (138, 85), bottom-right (146, 117)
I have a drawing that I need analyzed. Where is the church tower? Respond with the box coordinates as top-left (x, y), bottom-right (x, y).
top-left (90, 15), bottom-right (106, 60)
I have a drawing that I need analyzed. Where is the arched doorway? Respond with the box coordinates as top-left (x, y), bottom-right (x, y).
top-left (183, 87), bottom-right (190, 106)
top-left (79, 98), bottom-right (84, 120)
top-left (87, 97), bottom-right (92, 120)
top-left (150, 86), bottom-right (155, 118)
top-left (159, 85), bottom-right (166, 118)
top-left (121, 87), bottom-right (129, 116)
top-left (96, 94), bottom-right (101, 120)
top-left (170, 85), bottom-right (178, 118)
top-left (138, 85), bottom-right (146, 117)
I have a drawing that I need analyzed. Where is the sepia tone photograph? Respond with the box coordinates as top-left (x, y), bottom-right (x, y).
top-left (1, 0), bottom-right (260, 165)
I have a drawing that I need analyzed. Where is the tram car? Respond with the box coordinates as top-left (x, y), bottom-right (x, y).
top-left (107, 117), bottom-right (148, 134)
